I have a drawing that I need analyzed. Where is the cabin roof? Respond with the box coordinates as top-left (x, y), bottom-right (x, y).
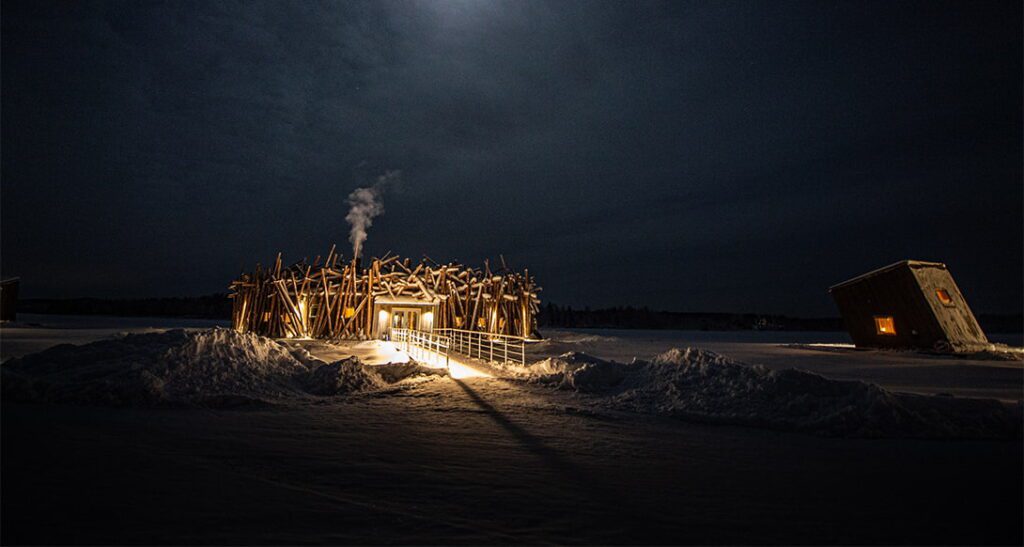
top-left (828, 260), bottom-right (947, 292)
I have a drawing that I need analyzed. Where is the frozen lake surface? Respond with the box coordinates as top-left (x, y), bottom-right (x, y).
top-left (528, 328), bottom-right (1023, 402)
top-left (1, 316), bottom-right (1021, 544)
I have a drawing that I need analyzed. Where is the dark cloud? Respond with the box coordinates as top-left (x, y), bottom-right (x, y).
top-left (3, 0), bottom-right (1021, 315)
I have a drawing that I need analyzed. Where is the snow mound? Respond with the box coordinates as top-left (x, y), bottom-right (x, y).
top-left (1, 328), bottom-right (442, 407)
top-left (301, 357), bottom-right (389, 396)
top-left (503, 352), bottom-right (625, 391)
top-left (371, 362), bottom-right (450, 383)
top-left (515, 348), bottom-right (1021, 439)
top-left (547, 332), bottom-right (619, 344)
top-left (530, 332), bottom-right (619, 356)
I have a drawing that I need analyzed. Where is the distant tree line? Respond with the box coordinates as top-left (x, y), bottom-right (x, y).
top-left (538, 303), bottom-right (1023, 333)
top-left (18, 294), bottom-right (232, 319)
top-left (537, 303), bottom-right (843, 331)
top-left (16, 297), bottom-right (1021, 333)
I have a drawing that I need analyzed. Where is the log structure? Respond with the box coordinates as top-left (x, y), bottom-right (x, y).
top-left (230, 246), bottom-right (541, 340)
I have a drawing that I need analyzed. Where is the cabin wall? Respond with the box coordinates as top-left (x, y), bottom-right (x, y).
top-left (910, 266), bottom-right (988, 346)
top-left (830, 266), bottom-right (947, 349)
top-left (231, 253), bottom-right (541, 340)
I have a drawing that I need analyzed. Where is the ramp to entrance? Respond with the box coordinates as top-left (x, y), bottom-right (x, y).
top-left (436, 329), bottom-right (527, 366)
top-left (390, 328), bottom-right (450, 369)
top-left (391, 328), bottom-right (500, 379)
top-left (392, 328), bottom-right (527, 367)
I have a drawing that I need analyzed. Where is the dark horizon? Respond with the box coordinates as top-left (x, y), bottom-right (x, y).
top-left (14, 293), bottom-right (1024, 335)
top-left (3, 0), bottom-right (1022, 316)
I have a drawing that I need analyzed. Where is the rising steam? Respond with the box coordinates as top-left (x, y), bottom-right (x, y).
top-left (346, 170), bottom-right (401, 258)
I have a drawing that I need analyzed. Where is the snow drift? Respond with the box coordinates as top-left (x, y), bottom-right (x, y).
top-left (509, 348), bottom-right (1021, 439)
top-left (0, 328), bottom-right (444, 407)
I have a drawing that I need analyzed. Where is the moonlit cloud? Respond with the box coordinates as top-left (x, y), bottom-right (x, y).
top-left (1, 0), bottom-right (1020, 315)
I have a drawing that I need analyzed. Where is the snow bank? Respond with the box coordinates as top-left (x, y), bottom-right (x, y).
top-left (510, 348), bottom-right (1021, 439)
top-left (527, 331), bottom-right (620, 358)
top-left (543, 332), bottom-right (619, 344)
top-left (1, 328), bottom-right (443, 407)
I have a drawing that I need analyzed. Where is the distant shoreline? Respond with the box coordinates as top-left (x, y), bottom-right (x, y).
top-left (14, 296), bottom-right (1022, 334)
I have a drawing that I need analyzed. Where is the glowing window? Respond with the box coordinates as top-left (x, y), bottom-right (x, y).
top-left (874, 316), bottom-right (896, 336)
top-left (935, 289), bottom-right (953, 306)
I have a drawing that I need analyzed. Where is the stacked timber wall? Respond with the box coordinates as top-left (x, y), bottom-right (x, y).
top-left (229, 247), bottom-right (541, 340)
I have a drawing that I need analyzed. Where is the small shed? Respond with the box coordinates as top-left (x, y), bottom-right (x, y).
top-left (828, 260), bottom-right (988, 351)
top-left (0, 278), bottom-right (19, 322)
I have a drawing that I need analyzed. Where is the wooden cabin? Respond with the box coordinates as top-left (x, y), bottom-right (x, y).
top-left (828, 260), bottom-right (988, 352)
top-left (229, 248), bottom-right (541, 341)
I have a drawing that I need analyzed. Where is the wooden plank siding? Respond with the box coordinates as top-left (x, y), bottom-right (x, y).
top-left (910, 264), bottom-right (988, 347)
top-left (829, 260), bottom-right (988, 351)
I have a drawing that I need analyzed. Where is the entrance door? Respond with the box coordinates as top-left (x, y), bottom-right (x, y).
top-left (390, 308), bottom-right (420, 332)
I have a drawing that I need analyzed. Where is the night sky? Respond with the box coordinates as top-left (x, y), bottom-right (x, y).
top-left (2, 0), bottom-right (1021, 316)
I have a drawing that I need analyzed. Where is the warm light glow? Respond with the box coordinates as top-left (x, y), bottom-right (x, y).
top-left (237, 299), bottom-right (248, 332)
top-left (874, 316), bottom-right (896, 336)
top-left (378, 309), bottom-right (389, 321)
top-left (297, 299), bottom-right (308, 337)
top-left (935, 289), bottom-right (953, 306)
top-left (345, 306), bottom-right (357, 318)
top-left (447, 360), bottom-right (492, 379)
top-left (477, 317), bottom-right (486, 328)
top-left (382, 339), bottom-right (491, 379)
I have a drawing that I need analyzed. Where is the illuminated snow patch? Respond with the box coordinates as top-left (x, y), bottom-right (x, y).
top-left (0, 329), bottom-right (447, 407)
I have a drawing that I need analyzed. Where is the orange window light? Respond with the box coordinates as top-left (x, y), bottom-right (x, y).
top-left (874, 316), bottom-right (896, 336)
top-left (935, 289), bottom-right (953, 306)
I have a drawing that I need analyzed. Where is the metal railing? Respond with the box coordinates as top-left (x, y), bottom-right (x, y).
top-left (435, 328), bottom-right (527, 366)
top-left (391, 328), bottom-right (450, 369)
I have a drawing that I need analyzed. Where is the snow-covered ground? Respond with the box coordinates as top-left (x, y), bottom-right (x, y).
top-left (1, 313), bottom-right (230, 361)
top-left (528, 328), bottom-right (1024, 402)
top-left (2, 316), bottom-right (1021, 544)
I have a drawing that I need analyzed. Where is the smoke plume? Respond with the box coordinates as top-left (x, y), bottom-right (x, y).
top-left (346, 170), bottom-right (401, 258)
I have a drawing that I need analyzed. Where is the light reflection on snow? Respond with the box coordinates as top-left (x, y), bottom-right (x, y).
top-left (343, 340), bottom-right (492, 380)
top-left (447, 360), bottom-right (492, 379)
top-left (297, 339), bottom-right (494, 377)
top-left (401, 344), bottom-right (492, 379)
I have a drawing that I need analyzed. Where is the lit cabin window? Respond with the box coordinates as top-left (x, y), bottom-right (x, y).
top-left (874, 316), bottom-right (896, 336)
top-left (935, 289), bottom-right (954, 306)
